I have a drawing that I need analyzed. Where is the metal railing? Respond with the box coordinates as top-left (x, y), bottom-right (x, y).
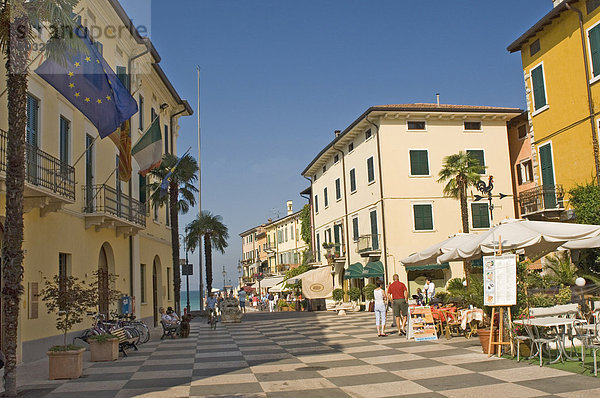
top-left (518, 184), bottom-right (564, 216)
top-left (0, 129), bottom-right (75, 200)
top-left (356, 234), bottom-right (381, 253)
top-left (83, 184), bottom-right (146, 227)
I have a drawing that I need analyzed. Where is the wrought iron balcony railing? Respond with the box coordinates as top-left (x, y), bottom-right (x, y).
top-left (0, 129), bottom-right (75, 201)
top-left (83, 184), bottom-right (146, 227)
top-left (518, 184), bottom-right (564, 216)
top-left (356, 234), bottom-right (381, 254)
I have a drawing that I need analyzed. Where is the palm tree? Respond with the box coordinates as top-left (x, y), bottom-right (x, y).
top-left (185, 211), bottom-right (229, 295)
top-left (149, 153), bottom-right (198, 315)
top-left (437, 151), bottom-right (483, 285)
top-left (0, 2), bottom-right (82, 395)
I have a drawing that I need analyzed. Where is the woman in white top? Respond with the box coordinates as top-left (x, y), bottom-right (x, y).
top-left (373, 282), bottom-right (388, 337)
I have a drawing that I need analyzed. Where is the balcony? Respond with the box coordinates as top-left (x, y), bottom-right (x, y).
top-left (265, 243), bottom-right (277, 253)
top-left (82, 184), bottom-right (145, 237)
top-left (356, 234), bottom-right (381, 257)
top-left (518, 185), bottom-right (565, 220)
top-left (0, 129), bottom-right (75, 216)
top-left (325, 243), bottom-right (346, 263)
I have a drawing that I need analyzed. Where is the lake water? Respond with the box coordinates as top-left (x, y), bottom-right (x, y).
top-left (179, 290), bottom-right (202, 311)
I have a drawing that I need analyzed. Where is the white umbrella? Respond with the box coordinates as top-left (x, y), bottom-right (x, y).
top-left (560, 236), bottom-right (600, 250)
top-left (437, 219), bottom-right (600, 263)
top-left (400, 233), bottom-right (475, 266)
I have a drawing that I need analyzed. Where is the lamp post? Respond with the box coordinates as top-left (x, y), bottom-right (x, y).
top-left (222, 265), bottom-right (227, 293)
top-left (179, 234), bottom-right (191, 314)
top-left (237, 262), bottom-right (243, 289)
top-left (576, 277), bottom-right (586, 312)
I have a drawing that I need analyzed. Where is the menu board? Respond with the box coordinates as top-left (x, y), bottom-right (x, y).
top-left (484, 254), bottom-right (517, 306)
top-left (408, 306), bottom-right (438, 342)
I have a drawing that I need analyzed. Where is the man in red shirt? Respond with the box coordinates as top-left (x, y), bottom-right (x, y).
top-left (387, 274), bottom-right (408, 335)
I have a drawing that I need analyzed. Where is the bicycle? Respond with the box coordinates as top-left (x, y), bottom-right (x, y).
top-left (112, 312), bottom-right (150, 344)
top-left (208, 308), bottom-right (217, 330)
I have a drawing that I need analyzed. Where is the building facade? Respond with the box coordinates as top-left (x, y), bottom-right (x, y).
top-left (507, 112), bottom-right (538, 218)
top-left (302, 104), bottom-right (520, 295)
top-left (0, 0), bottom-right (192, 362)
top-left (507, 0), bottom-right (600, 220)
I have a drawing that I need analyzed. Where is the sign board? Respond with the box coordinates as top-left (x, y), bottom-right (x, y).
top-left (407, 306), bottom-right (438, 342)
top-left (181, 264), bottom-right (193, 276)
top-left (484, 254), bottom-right (517, 306)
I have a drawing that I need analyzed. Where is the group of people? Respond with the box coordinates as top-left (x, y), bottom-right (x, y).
top-left (373, 275), bottom-right (436, 337)
top-left (159, 306), bottom-right (181, 331)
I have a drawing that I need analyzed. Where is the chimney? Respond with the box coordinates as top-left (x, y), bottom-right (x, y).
top-left (552, 0), bottom-right (564, 7)
top-left (267, 218), bottom-right (272, 223)
top-left (334, 130), bottom-right (341, 137)
top-left (436, 93), bottom-right (440, 106)
top-left (286, 200), bottom-right (293, 215)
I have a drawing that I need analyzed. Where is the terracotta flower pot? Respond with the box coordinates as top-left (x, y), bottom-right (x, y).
top-left (47, 347), bottom-right (85, 380)
top-left (477, 328), bottom-right (499, 355)
top-left (89, 338), bottom-right (119, 362)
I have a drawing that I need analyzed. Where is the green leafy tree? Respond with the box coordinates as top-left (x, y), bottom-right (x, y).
top-left (332, 288), bottom-right (344, 302)
top-left (364, 284), bottom-right (376, 301)
top-left (348, 287), bottom-right (361, 302)
top-left (300, 204), bottom-right (311, 246)
top-left (149, 153), bottom-right (198, 314)
top-left (438, 151), bottom-right (483, 286)
top-left (185, 211), bottom-right (229, 295)
top-left (568, 182), bottom-right (600, 277)
top-left (0, 2), bottom-right (84, 394)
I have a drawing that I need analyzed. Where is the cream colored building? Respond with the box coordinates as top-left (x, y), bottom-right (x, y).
top-left (301, 104), bottom-right (520, 295)
top-left (0, 0), bottom-right (192, 362)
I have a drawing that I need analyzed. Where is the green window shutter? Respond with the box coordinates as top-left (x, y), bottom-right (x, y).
top-left (116, 66), bottom-right (129, 90)
top-left (350, 169), bottom-right (356, 191)
top-left (471, 203), bottom-right (490, 229)
top-left (139, 175), bottom-right (147, 204)
top-left (590, 25), bottom-right (600, 77)
top-left (467, 150), bottom-right (485, 174)
top-left (410, 150), bottom-right (429, 175)
top-left (531, 65), bottom-right (547, 110)
top-left (314, 195), bottom-right (319, 213)
top-left (367, 157), bottom-right (375, 182)
top-left (335, 178), bottom-right (341, 200)
top-left (324, 187), bottom-right (328, 207)
top-left (414, 204), bottom-right (433, 231)
top-left (26, 95), bottom-right (38, 145)
top-left (352, 218), bottom-right (359, 241)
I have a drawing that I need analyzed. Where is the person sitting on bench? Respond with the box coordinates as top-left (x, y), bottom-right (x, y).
top-left (160, 307), bottom-right (180, 335)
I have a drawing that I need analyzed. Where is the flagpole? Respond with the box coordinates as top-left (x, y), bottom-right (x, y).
top-left (197, 65), bottom-right (204, 312)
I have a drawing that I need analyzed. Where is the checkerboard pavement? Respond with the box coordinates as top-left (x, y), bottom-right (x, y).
top-left (17, 311), bottom-right (600, 397)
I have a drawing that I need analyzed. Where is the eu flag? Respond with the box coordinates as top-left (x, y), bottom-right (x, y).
top-left (35, 29), bottom-right (138, 138)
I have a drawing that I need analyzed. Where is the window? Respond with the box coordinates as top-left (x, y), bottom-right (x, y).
top-left (471, 203), bottom-right (490, 229)
top-left (409, 150), bottom-right (429, 176)
top-left (531, 64), bottom-right (547, 111)
top-left (365, 129), bottom-right (372, 140)
top-left (588, 0), bottom-right (600, 14)
top-left (165, 198), bottom-right (170, 226)
top-left (93, 40), bottom-right (103, 55)
top-left (285, 227), bottom-right (288, 242)
top-left (322, 165), bottom-right (326, 173)
top-left (138, 95), bottom-right (144, 130)
top-left (352, 217), bottom-right (359, 241)
top-left (407, 121), bottom-right (426, 130)
top-left (529, 39), bottom-right (540, 57)
top-left (116, 66), bottom-right (129, 89)
top-left (58, 253), bottom-right (71, 310)
top-left (348, 142), bottom-right (354, 152)
top-left (316, 233), bottom-right (321, 261)
top-left (467, 149), bottom-right (486, 174)
top-left (167, 268), bottom-right (172, 300)
top-left (26, 94), bottom-right (39, 146)
top-left (334, 154), bottom-right (339, 164)
top-left (369, 210), bottom-right (379, 250)
top-left (140, 264), bottom-right (147, 303)
top-left (464, 121), bottom-right (482, 131)
top-left (349, 168), bottom-right (357, 192)
top-left (314, 194), bottom-right (319, 213)
top-left (589, 23), bottom-right (600, 78)
top-left (517, 159), bottom-right (534, 185)
top-left (518, 124), bottom-right (527, 139)
top-left (59, 116), bottom-right (70, 166)
top-left (153, 203), bottom-right (158, 221)
top-left (164, 125), bottom-right (169, 154)
top-left (367, 157), bottom-right (375, 183)
top-left (413, 204), bottom-right (434, 231)
top-left (151, 108), bottom-right (157, 124)
top-left (324, 187), bottom-right (329, 207)
top-left (290, 225), bottom-right (294, 240)
top-left (139, 175), bottom-right (147, 204)
top-left (335, 178), bottom-right (341, 200)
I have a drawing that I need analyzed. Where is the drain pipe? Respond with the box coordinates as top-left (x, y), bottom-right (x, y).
top-left (365, 115), bottom-right (389, 285)
top-left (566, 3), bottom-right (600, 185)
top-left (333, 142), bottom-right (351, 286)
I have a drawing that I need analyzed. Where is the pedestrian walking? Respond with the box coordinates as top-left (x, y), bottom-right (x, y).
top-left (268, 292), bottom-right (275, 312)
top-left (373, 282), bottom-right (388, 337)
top-left (387, 274), bottom-right (408, 336)
top-left (238, 289), bottom-right (247, 313)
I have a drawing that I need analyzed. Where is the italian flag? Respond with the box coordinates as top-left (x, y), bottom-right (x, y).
top-left (132, 118), bottom-right (162, 176)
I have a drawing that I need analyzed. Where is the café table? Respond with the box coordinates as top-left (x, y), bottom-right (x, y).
top-left (513, 317), bottom-right (579, 364)
top-left (460, 308), bottom-right (484, 330)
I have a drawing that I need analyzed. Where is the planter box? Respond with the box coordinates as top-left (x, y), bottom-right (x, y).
top-left (47, 348), bottom-right (85, 380)
top-left (89, 338), bottom-right (119, 362)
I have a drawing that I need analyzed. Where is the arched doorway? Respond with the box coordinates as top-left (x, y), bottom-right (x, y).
top-left (152, 256), bottom-right (162, 326)
top-left (98, 243), bottom-right (115, 318)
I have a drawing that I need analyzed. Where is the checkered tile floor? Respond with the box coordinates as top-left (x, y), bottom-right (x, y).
top-left (18, 312), bottom-right (600, 397)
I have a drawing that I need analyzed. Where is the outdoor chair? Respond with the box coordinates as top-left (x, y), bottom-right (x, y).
top-left (515, 331), bottom-right (534, 362)
top-left (523, 320), bottom-right (560, 367)
top-left (441, 309), bottom-right (462, 339)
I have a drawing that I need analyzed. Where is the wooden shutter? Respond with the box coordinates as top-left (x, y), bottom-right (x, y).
top-left (116, 66), bottom-right (129, 90)
top-left (467, 150), bottom-right (485, 174)
top-left (472, 203), bottom-right (490, 229)
top-left (410, 150), bottom-right (429, 175)
top-left (335, 179), bottom-right (341, 200)
top-left (590, 26), bottom-right (600, 78)
top-left (28, 282), bottom-right (39, 319)
top-left (350, 169), bottom-right (356, 191)
top-left (367, 157), bottom-right (375, 182)
top-left (414, 204), bottom-right (433, 230)
top-left (352, 218), bottom-right (359, 241)
top-left (26, 95), bottom-right (38, 146)
top-left (531, 66), bottom-right (547, 110)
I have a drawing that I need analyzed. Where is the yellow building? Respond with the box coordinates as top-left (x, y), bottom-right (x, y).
top-left (508, 0), bottom-right (600, 220)
top-left (0, 0), bottom-right (192, 362)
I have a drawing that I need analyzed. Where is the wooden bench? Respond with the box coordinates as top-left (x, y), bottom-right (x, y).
top-left (111, 328), bottom-right (138, 357)
top-left (160, 320), bottom-right (178, 340)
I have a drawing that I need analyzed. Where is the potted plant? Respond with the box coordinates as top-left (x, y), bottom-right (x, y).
top-left (40, 275), bottom-right (94, 380)
top-left (322, 242), bottom-right (334, 249)
top-left (332, 288), bottom-right (344, 304)
top-left (364, 284), bottom-right (376, 312)
top-left (88, 333), bottom-right (119, 362)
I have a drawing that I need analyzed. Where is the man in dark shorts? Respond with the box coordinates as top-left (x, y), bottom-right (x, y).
top-left (387, 274), bottom-right (408, 335)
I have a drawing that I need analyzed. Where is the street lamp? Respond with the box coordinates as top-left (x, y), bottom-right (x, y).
top-left (576, 277), bottom-right (586, 312)
top-left (222, 265), bottom-right (227, 292)
top-left (237, 261), bottom-right (243, 289)
top-left (179, 234), bottom-right (191, 314)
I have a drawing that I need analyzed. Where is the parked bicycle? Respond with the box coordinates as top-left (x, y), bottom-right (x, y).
top-left (74, 312), bottom-right (150, 345)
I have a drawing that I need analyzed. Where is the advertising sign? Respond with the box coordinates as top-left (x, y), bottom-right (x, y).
top-left (408, 306), bottom-right (438, 341)
top-left (484, 254), bottom-right (517, 306)
top-left (182, 264), bottom-right (193, 276)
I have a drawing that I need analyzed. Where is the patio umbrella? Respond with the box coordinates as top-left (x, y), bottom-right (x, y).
top-left (400, 233), bottom-right (475, 266)
top-left (560, 235), bottom-right (600, 250)
top-left (436, 219), bottom-right (600, 263)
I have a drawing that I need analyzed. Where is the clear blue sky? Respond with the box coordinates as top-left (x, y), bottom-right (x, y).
top-left (120, 0), bottom-right (552, 289)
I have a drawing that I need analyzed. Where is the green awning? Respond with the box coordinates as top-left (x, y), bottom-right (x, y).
top-left (362, 261), bottom-right (384, 278)
top-left (405, 262), bottom-right (450, 271)
top-left (344, 263), bottom-right (365, 280)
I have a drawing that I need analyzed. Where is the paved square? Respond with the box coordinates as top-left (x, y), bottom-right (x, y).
top-left (13, 311), bottom-right (600, 397)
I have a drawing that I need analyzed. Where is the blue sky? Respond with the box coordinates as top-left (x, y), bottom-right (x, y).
top-left (120, 0), bottom-right (551, 289)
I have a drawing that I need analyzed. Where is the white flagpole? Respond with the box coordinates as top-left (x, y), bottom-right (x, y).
top-left (197, 65), bottom-right (204, 311)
